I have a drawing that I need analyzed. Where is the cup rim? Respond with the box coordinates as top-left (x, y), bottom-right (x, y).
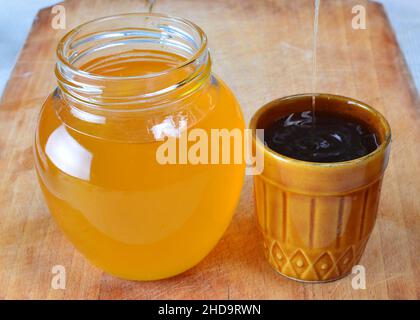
top-left (249, 93), bottom-right (392, 167)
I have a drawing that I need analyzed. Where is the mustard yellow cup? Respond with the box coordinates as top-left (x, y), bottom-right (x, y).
top-left (250, 94), bottom-right (391, 282)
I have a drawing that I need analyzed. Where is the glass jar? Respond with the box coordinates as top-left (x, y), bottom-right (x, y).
top-left (34, 13), bottom-right (245, 280)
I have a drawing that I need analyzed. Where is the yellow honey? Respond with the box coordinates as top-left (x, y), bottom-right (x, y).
top-left (34, 14), bottom-right (245, 280)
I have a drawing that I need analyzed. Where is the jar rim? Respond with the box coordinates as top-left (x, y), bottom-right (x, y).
top-left (55, 13), bottom-right (212, 111)
top-left (56, 13), bottom-right (208, 81)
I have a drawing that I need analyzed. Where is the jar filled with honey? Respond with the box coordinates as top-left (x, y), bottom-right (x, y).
top-left (34, 13), bottom-right (245, 280)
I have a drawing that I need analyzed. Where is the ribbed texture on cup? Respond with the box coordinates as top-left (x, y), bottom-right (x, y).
top-left (254, 176), bottom-right (383, 281)
top-left (250, 94), bottom-right (391, 282)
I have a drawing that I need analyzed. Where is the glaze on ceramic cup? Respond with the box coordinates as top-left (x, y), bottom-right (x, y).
top-left (250, 94), bottom-right (391, 282)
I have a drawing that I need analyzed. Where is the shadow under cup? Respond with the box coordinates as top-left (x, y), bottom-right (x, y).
top-left (250, 94), bottom-right (391, 282)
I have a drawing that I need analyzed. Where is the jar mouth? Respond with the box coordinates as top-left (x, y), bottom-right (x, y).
top-left (57, 13), bottom-right (208, 80)
top-left (55, 13), bottom-right (211, 109)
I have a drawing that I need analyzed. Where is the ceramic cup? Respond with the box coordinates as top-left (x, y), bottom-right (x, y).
top-left (250, 94), bottom-right (391, 282)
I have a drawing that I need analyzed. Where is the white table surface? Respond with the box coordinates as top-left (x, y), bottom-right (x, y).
top-left (0, 0), bottom-right (419, 96)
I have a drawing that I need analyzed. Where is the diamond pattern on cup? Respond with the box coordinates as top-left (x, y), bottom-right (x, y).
top-left (314, 252), bottom-right (335, 279)
top-left (290, 250), bottom-right (309, 277)
top-left (337, 247), bottom-right (354, 274)
top-left (271, 242), bottom-right (286, 271)
top-left (262, 234), bottom-right (370, 281)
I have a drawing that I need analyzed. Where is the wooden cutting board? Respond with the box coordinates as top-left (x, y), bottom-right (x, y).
top-left (0, 0), bottom-right (419, 299)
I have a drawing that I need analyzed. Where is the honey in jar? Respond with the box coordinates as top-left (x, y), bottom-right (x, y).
top-left (34, 14), bottom-right (245, 280)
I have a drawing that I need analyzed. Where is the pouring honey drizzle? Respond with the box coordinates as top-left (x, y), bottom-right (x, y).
top-left (263, 0), bottom-right (381, 163)
top-left (312, 0), bottom-right (320, 124)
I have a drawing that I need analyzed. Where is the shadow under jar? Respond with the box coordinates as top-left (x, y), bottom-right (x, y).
top-left (250, 94), bottom-right (391, 282)
top-left (34, 14), bottom-right (245, 280)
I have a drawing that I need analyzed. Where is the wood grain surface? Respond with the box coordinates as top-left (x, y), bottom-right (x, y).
top-left (0, 0), bottom-right (419, 299)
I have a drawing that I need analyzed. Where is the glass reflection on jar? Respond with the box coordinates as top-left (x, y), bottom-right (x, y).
top-left (34, 14), bottom-right (245, 280)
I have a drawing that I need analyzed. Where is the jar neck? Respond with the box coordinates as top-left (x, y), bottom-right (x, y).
top-left (53, 13), bottom-right (214, 142)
